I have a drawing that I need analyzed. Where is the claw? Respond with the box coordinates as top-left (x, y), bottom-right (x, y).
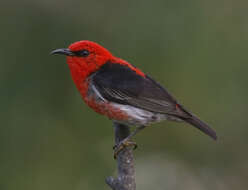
top-left (113, 139), bottom-right (137, 159)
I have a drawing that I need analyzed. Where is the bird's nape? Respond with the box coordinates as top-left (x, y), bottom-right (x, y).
top-left (51, 40), bottom-right (217, 157)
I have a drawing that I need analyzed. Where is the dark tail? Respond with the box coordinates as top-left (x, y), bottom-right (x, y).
top-left (183, 115), bottom-right (217, 140)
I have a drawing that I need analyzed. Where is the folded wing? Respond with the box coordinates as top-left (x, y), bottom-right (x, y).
top-left (92, 62), bottom-right (189, 118)
top-left (92, 61), bottom-right (217, 140)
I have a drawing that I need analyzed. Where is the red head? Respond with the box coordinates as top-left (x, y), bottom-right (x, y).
top-left (51, 40), bottom-right (114, 87)
top-left (51, 40), bottom-right (145, 93)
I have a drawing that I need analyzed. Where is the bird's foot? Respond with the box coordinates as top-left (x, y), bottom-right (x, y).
top-left (113, 139), bottom-right (137, 159)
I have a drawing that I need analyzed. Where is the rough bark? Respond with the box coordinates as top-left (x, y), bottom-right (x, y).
top-left (106, 122), bottom-right (136, 190)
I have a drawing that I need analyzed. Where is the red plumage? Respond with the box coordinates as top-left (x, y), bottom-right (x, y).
top-left (51, 40), bottom-right (217, 141)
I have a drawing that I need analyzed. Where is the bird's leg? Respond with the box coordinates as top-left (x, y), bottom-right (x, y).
top-left (113, 125), bottom-right (146, 159)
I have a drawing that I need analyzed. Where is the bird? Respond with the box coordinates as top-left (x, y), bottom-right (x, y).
top-left (51, 40), bottom-right (217, 157)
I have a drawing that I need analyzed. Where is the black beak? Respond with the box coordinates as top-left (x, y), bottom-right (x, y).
top-left (50, 48), bottom-right (75, 56)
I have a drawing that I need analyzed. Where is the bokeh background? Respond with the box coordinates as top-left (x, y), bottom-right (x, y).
top-left (1, 0), bottom-right (247, 189)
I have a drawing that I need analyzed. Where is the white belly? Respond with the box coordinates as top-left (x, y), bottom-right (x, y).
top-left (111, 103), bottom-right (181, 126)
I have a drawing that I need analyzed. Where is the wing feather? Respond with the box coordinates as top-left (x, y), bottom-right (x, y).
top-left (92, 62), bottom-right (189, 118)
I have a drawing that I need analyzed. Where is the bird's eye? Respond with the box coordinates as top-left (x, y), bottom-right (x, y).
top-left (74, 49), bottom-right (90, 57)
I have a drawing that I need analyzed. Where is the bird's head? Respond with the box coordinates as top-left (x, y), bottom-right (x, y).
top-left (51, 40), bottom-right (114, 85)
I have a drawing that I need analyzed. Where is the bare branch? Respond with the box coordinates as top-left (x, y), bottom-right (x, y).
top-left (106, 122), bottom-right (136, 190)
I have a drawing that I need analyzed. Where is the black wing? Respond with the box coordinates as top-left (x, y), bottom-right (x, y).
top-left (92, 62), bottom-right (217, 140)
top-left (92, 62), bottom-right (189, 118)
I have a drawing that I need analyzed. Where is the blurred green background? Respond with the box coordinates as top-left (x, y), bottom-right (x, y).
top-left (1, 0), bottom-right (247, 189)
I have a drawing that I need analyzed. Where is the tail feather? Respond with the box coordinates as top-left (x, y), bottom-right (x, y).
top-left (183, 115), bottom-right (217, 140)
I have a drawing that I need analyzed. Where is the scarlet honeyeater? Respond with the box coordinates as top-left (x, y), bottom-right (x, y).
top-left (51, 40), bottom-right (217, 156)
